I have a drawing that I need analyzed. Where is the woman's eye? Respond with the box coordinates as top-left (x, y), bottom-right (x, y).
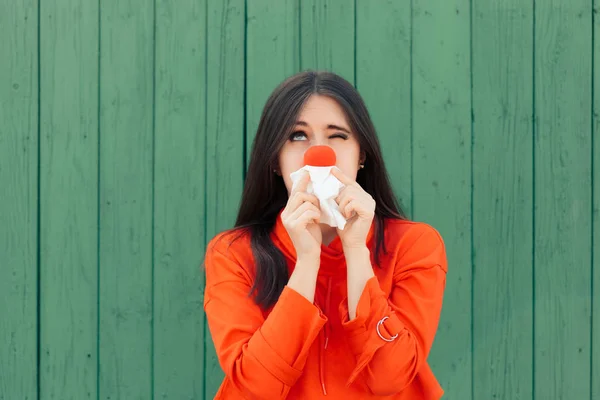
top-left (289, 132), bottom-right (348, 141)
top-left (331, 133), bottom-right (348, 139)
top-left (289, 132), bottom-right (307, 141)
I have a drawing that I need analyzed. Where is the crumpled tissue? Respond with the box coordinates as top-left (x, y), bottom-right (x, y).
top-left (289, 165), bottom-right (347, 230)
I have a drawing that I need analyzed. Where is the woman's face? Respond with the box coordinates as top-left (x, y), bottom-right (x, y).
top-left (277, 95), bottom-right (363, 195)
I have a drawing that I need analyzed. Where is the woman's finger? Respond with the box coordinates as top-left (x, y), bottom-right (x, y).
top-left (296, 209), bottom-right (321, 226)
top-left (337, 192), bottom-right (355, 218)
top-left (344, 200), bottom-right (358, 220)
top-left (287, 202), bottom-right (321, 226)
top-left (290, 171), bottom-right (310, 197)
top-left (330, 167), bottom-right (357, 187)
top-left (287, 192), bottom-right (320, 214)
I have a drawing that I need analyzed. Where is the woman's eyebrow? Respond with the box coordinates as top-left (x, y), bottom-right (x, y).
top-left (326, 124), bottom-right (351, 134)
top-left (295, 120), bottom-right (351, 134)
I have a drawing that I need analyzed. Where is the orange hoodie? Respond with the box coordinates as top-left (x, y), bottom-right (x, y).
top-left (203, 209), bottom-right (447, 399)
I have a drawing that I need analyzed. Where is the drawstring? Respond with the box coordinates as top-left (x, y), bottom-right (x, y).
top-left (324, 277), bottom-right (331, 350)
top-left (319, 277), bottom-right (333, 395)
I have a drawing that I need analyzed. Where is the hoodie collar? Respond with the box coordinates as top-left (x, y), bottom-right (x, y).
top-left (270, 208), bottom-right (376, 276)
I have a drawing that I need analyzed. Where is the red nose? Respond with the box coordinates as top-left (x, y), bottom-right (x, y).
top-left (303, 145), bottom-right (337, 167)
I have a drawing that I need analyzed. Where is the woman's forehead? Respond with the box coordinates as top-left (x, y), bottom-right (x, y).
top-left (295, 96), bottom-right (350, 127)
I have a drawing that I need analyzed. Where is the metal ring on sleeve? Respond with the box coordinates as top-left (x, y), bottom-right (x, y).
top-left (376, 316), bottom-right (399, 342)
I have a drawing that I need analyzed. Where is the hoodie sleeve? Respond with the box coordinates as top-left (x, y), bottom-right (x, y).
top-left (203, 234), bottom-right (327, 400)
top-left (338, 224), bottom-right (447, 396)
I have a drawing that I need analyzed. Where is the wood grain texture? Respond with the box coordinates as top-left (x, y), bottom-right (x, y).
top-left (0, 1), bottom-right (38, 398)
top-left (246, 0), bottom-right (299, 163)
top-left (411, 1), bottom-right (472, 398)
top-left (153, 0), bottom-right (207, 398)
top-left (592, 1), bottom-right (599, 398)
top-left (38, 0), bottom-right (99, 398)
top-left (98, 0), bottom-right (154, 398)
top-left (355, 0), bottom-right (412, 216)
top-left (534, 2), bottom-right (592, 399)
top-left (204, 0), bottom-right (245, 397)
top-left (300, 0), bottom-right (354, 84)
top-left (472, 1), bottom-right (533, 399)
top-left (4, 2), bottom-right (600, 397)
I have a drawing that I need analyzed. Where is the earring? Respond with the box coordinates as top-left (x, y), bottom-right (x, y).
top-left (359, 164), bottom-right (364, 169)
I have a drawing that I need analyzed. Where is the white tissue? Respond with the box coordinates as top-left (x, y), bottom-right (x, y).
top-left (289, 165), bottom-right (347, 230)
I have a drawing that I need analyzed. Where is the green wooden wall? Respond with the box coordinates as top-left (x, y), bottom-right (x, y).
top-left (1, 0), bottom-right (598, 399)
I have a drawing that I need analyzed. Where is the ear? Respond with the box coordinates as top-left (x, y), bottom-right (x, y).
top-left (271, 162), bottom-right (281, 176)
top-left (359, 151), bottom-right (366, 165)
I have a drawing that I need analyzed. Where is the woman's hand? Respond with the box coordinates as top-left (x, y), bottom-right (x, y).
top-left (331, 168), bottom-right (376, 250)
top-left (281, 171), bottom-right (322, 260)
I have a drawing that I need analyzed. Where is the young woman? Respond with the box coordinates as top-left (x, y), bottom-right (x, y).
top-left (203, 71), bottom-right (447, 399)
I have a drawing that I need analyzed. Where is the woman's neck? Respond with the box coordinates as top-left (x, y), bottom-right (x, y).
top-left (319, 223), bottom-right (338, 246)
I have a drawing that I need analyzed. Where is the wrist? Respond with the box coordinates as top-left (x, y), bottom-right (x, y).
top-left (342, 244), bottom-right (370, 255)
top-left (343, 246), bottom-right (373, 276)
top-left (296, 254), bottom-right (321, 268)
top-left (288, 257), bottom-right (320, 304)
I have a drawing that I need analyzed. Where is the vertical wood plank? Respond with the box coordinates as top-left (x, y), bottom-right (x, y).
top-left (204, 0), bottom-right (245, 397)
top-left (592, 1), bottom-right (599, 398)
top-left (300, 0), bottom-right (354, 84)
top-left (534, 2), bottom-right (592, 399)
top-left (38, 0), bottom-right (99, 398)
top-left (411, 1), bottom-right (472, 398)
top-left (355, 0), bottom-right (412, 215)
top-left (153, 0), bottom-right (207, 398)
top-left (0, 1), bottom-right (38, 398)
top-left (472, 1), bottom-right (533, 399)
top-left (246, 0), bottom-right (299, 162)
top-left (98, 0), bottom-right (154, 398)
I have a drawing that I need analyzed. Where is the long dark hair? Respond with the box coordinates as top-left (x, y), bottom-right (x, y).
top-left (232, 71), bottom-right (406, 309)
